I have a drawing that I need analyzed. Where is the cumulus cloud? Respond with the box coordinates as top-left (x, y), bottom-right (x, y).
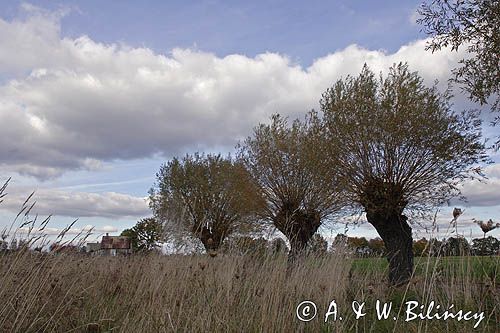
top-left (17, 224), bottom-right (118, 236)
top-left (456, 164), bottom-right (500, 207)
top-left (1, 187), bottom-right (149, 219)
top-left (0, 6), bottom-right (471, 179)
top-left (408, 6), bottom-right (421, 26)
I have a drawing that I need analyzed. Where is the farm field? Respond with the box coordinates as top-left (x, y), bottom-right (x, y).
top-left (352, 256), bottom-right (500, 282)
top-left (1, 251), bottom-right (498, 332)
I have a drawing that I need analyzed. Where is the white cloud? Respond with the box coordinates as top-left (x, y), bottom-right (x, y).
top-left (456, 164), bottom-right (500, 207)
top-left (15, 225), bottom-right (118, 237)
top-left (0, 7), bottom-right (471, 179)
top-left (1, 187), bottom-right (149, 219)
top-left (17, 224), bottom-right (118, 236)
top-left (408, 7), bottom-right (421, 26)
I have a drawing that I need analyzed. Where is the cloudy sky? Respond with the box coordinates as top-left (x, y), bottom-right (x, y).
top-left (0, 1), bottom-right (498, 241)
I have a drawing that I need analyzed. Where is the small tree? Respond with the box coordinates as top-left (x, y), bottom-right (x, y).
top-left (347, 237), bottom-right (369, 250)
top-left (320, 63), bottom-right (487, 284)
top-left (472, 236), bottom-right (500, 256)
top-left (149, 153), bottom-right (262, 253)
top-left (121, 217), bottom-right (163, 252)
top-left (413, 238), bottom-right (429, 257)
top-left (347, 237), bottom-right (370, 256)
top-left (368, 237), bottom-right (386, 256)
top-left (238, 114), bottom-right (344, 261)
top-left (443, 236), bottom-right (471, 256)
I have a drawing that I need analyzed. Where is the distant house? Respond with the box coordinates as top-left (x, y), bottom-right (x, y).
top-left (86, 242), bottom-right (101, 253)
top-left (85, 234), bottom-right (132, 256)
top-left (99, 233), bottom-right (132, 256)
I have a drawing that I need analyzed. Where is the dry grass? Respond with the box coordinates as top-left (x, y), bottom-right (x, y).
top-left (0, 179), bottom-right (498, 332)
top-left (0, 248), bottom-right (498, 333)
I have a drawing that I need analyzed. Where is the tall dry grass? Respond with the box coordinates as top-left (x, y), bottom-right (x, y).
top-left (0, 178), bottom-right (498, 332)
top-left (0, 249), bottom-right (498, 332)
top-left (0, 251), bottom-right (349, 332)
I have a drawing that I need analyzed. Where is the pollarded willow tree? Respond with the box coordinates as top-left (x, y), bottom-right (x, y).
top-left (149, 153), bottom-right (263, 253)
top-left (320, 63), bottom-right (487, 285)
top-left (238, 114), bottom-right (344, 261)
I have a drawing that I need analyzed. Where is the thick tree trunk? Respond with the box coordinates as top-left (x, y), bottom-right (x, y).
top-left (366, 211), bottom-right (413, 286)
top-left (288, 237), bottom-right (309, 263)
top-left (273, 206), bottom-right (321, 264)
top-left (198, 226), bottom-right (223, 253)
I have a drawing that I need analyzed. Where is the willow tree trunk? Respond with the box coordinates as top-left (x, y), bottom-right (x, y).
top-left (198, 226), bottom-right (223, 253)
top-left (274, 207), bottom-right (321, 264)
top-left (287, 233), bottom-right (311, 263)
top-left (366, 211), bottom-right (413, 286)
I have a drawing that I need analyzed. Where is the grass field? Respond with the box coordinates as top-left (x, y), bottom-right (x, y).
top-left (1, 250), bottom-right (498, 332)
top-left (352, 256), bottom-right (500, 282)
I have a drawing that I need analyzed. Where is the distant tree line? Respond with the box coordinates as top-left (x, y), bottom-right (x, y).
top-left (3, 232), bottom-right (498, 258)
top-left (4, 220), bottom-right (498, 260)
top-left (333, 234), bottom-right (500, 258)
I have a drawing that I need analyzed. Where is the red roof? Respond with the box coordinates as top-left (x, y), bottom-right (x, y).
top-left (100, 235), bottom-right (131, 250)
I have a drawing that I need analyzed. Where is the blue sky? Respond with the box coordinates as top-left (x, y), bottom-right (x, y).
top-left (0, 1), bottom-right (423, 66)
top-left (0, 1), bottom-right (499, 242)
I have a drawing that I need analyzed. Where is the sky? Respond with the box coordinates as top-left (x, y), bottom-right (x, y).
top-left (0, 1), bottom-right (499, 243)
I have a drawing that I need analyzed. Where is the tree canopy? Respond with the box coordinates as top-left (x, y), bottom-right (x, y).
top-left (418, 0), bottom-right (500, 146)
top-left (320, 63), bottom-right (487, 284)
top-left (321, 63), bottom-right (487, 214)
top-left (149, 153), bottom-right (262, 253)
top-left (238, 114), bottom-right (344, 260)
top-left (121, 217), bottom-right (163, 252)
